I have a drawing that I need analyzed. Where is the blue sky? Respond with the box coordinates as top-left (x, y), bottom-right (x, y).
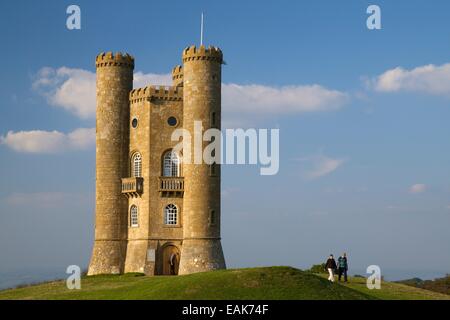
top-left (1, 0), bottom-right (450, 284)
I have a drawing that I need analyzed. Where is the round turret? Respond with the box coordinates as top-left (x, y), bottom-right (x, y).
top-left (182, 45), bottom-right (223, 63)
top-left (88, 51), bottom-right (134, 275)
top-left (95, 52), bottom-right (135, 68)
top-left (178, 45), bottom-right (225, 275)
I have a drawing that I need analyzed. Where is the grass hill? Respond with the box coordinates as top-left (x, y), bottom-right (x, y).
top-left (396, 275), bottom-right (450, 296)
top-left (0, 266), bottom-right (449, 300)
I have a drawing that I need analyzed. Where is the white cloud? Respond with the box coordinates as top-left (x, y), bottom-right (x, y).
top-left (33, 66), bottom-right (349, 121)
top-left (308, 156), bottom-right (346, 179)
top-left (0, 128), bottom-right (94, 153)
top-left (371, 63), bottom-right (450, 96)
top-left (33, 67), bottom-right (172, 119)
top-left (33, 67), bottom-right (96, 119)
top-left (133, 71), bottom-right (172, 88)
top-left (222, 83), bottom-right (348, 114)
top-left (409, 183), bottom-right (426, 194)
top-left (297, 154), bottom-right (346, 179)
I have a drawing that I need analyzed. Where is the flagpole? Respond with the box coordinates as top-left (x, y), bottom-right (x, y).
top-left (200, 12), bottom-right (204, 46)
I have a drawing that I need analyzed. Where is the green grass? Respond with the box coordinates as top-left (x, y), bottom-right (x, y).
top-left (332, 276), bottom-right (450, 300)
top-left (0, 266), bottom-right (449, 300)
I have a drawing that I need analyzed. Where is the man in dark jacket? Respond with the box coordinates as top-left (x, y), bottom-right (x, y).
top-left (325, 254), bottom-right (337, 282)
top-left (337, 253), bottom-right (348, 282)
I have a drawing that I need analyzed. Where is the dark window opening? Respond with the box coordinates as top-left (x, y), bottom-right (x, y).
top-left (167, 116), bottom-right (177, 126)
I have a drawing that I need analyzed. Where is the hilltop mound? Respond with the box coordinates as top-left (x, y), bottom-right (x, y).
top-left (0, 266), bottom-right (449, 300)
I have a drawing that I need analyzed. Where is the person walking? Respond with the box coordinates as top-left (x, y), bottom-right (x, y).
top-left (337, 253), bottom-right (348, 282)
top-left (325, 254), bottom-right (337, 282)
top-left (169, 252), bottom-right (178, 275)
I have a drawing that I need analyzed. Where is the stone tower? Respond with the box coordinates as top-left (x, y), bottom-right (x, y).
top-left (88, 46), bottom-right (225, 276)
top-left (88, 52), bottom-right (134, 275)
top-left (178, 45), bottom-right (226, 274)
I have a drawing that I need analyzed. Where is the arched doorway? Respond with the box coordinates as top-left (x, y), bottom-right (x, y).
top-left (162, 245), bottom-right (180, 275)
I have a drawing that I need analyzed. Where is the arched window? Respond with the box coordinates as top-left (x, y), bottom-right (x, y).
top-left (164, 204), bottom-right (178, 225)
top-left (163, 150), bottom-right (180, 177)
top-left (130, 205), bottom-right (139, 227)
top-left (132, 153), bottom-right (142, 177)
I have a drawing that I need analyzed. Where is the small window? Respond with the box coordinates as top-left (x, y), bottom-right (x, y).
top-left (130, 205), bottom-right (139, 227)
top-left (164, 204), bottom-right (178, 225)
top-left (167, 116), bottom-right (177, 126)
top-left (209, 163), bottom-right (217, 176)
top-left (210, 111), bottom-right (216, 127)
top-left (209, 210), bottom-right (216, 225)
top-left (132, 153), bottom-right (142, 177)
top-left (163, 150), bottom-right (180, 177)
top-left (131, 118), bottom-right (138, 128)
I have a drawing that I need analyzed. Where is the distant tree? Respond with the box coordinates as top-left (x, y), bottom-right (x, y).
top-left (398, 275), bottom-right (450, 295)
top-left (306, 263), bottom-right (327, 274)
top-left (396, 277), bottom-right (424, 287)
top-left (421, 275), bottom-right (450, 295)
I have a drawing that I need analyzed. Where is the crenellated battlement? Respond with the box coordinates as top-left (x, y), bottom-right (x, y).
top-left (182, 45), bottom-right (223, 63)
top-left (172, 65), bottom-right (183, 79)
top-left (96, 52), bottom-right (135, 68)
top-left (172, 65), bottom-right (183, 86)
top-left (172, 65), bottom-right (183, 75)
top-left (129, 85), bottom-right (183, 103)
top-left (91, 45), bottom-right (224, 277)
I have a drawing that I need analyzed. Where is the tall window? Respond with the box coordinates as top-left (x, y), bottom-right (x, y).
top-left (163, 150), bottom-right (180, 177)
top-left (209, 163), bottom-right (217, 176)
top-left (210, 111), bottom-right (216, 127)
top-left (130, 205), bottom-right (139, 227)
top-left (132, 153), bottom-right (142, 177)
top-left (209, 210), bottom-right (216, 225)
top-left (164, 204), bottom-right (178, 225)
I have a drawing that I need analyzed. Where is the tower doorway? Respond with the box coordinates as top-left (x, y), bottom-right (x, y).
top-left (162, 245), bottom-right (180, 275)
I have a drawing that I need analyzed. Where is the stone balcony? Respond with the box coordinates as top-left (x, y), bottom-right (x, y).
top-left (121, 177), bottom-right (144, 198)
top-left (159, 177), bottom-right (184, 197)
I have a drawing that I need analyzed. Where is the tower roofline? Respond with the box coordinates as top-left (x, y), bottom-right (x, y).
top-left (172, 65), bottom-right (183, 87)
top-left (130, 85), bottom-right (183, 103)
top-left (172, 65), bottom-right (183, 74)
top-left (182, 45), bottom-right (222, 63)
top-left (96, 51), bottom-right (134, 68)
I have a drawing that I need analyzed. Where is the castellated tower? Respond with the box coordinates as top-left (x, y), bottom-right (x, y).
top-left (88, 46), bottom-right (225, 276)
top-left (172, 65), bottom-right (183, 87)
top-left (88, 52), bottom-right (134, 275)
top-left (178, 45), bottom-right (226, 274)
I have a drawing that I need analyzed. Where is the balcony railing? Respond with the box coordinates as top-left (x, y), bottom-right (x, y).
top-left (159, 177), bottom-right (184, 196)
top-left (121, 177), bottom-right (144, 197)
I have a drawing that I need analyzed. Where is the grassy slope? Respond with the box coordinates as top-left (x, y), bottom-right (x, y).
top-left (396, 276), bottom-right (450, 296)
top-left (0, 266), bottom-right (448, 300)
top-left (316, 274), bottom-right (450, 300)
